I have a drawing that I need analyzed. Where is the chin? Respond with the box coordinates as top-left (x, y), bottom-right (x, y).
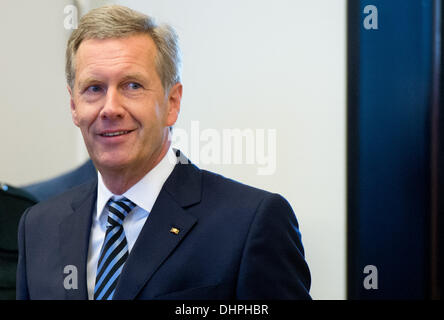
top-left (93, 154), bottom-right (133, 171)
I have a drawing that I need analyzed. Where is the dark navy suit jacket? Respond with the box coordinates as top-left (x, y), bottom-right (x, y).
top-left (16, 155), bottom-right (311, 300)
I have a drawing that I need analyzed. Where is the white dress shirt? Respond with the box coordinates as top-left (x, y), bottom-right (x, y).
top-left (86, 147), bottom-right (177, 300)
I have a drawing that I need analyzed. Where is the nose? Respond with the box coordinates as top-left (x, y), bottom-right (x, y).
top-left (99, 87), bottom-right (125, 120)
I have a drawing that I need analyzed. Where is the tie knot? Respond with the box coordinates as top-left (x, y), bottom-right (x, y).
top-left (106, 197), bottom-right (136, 227)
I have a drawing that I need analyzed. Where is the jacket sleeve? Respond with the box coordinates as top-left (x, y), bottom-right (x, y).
top-left (16, 208), bottom-right (30, 300)
top-left (236, 193), bottom-right (311, 299)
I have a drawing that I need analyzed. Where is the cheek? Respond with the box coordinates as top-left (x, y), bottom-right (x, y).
top-left (76, 107), bottom-right (100, 131)
top-left (133, 101), bottom-right (166, 128)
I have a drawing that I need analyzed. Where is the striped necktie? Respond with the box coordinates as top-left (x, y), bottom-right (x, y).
top-left (94, 197), bottom-right (136, 300)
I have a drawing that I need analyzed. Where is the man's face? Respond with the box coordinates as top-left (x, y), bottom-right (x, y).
top-left (69, 34), bottom-right (181, 176)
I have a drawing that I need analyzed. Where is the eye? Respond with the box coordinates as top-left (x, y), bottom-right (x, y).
top-left (85, 85), bottom-right (103, 94)
top-left (127, 82), bottom-right (142, 90)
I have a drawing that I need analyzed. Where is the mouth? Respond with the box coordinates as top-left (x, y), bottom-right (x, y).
top-left (99, 129), bottom-right (135, 137)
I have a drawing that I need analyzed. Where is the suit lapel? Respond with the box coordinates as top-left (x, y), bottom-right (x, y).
top-left (113, 158), bottom-right (202, 300)
top-left (59, 180), bottom-right (97, 300)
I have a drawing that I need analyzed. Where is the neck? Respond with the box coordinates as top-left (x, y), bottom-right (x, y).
top-left (99, 139), bottom-right (171, 195)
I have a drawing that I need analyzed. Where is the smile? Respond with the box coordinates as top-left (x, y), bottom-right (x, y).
top-left (100, 130), bottom-right (134, 137)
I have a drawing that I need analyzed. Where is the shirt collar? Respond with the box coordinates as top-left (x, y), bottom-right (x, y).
top-left (96, 147), bottom-right (177, 221)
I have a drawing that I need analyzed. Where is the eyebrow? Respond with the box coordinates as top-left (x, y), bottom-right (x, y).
top-left (120, 73), bottom-right (147, 82)
top-left (77, 73), bottom-right (149, 89)
top-left (77, 77), bottom-right (100, 90)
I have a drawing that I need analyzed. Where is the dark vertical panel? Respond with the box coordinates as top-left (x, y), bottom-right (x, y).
top-left (348, 0), bottom-right (435, 299)
top-left (346, 0), bottom-right (361, 300)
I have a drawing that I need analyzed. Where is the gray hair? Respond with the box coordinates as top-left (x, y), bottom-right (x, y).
top-left (66, 5), bottom-right (181, 93)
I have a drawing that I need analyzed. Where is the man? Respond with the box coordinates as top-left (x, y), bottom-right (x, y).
top-left (17, 5), bottom-right (311, 300)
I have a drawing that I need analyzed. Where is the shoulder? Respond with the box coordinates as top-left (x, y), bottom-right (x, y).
top-left (171, 150), bottom-right (288, 209)
top-left (23, 179), bottom-right (97, 226)
top-left (200, 169), bottom-right (290, 211)
top-left (200, 169), bottom-right (273, 197)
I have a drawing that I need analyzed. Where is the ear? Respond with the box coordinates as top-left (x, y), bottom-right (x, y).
top-left (68, 85), bottom-right (80, 127)
top-left (165, 82), bottom-right (182, 127)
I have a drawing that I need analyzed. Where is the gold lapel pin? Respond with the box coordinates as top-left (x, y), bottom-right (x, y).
top-left (170, 227), bottom-right (180, 235)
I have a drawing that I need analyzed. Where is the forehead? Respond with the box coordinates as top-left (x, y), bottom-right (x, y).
top-left (75, 34), bottom-right (157, 79)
